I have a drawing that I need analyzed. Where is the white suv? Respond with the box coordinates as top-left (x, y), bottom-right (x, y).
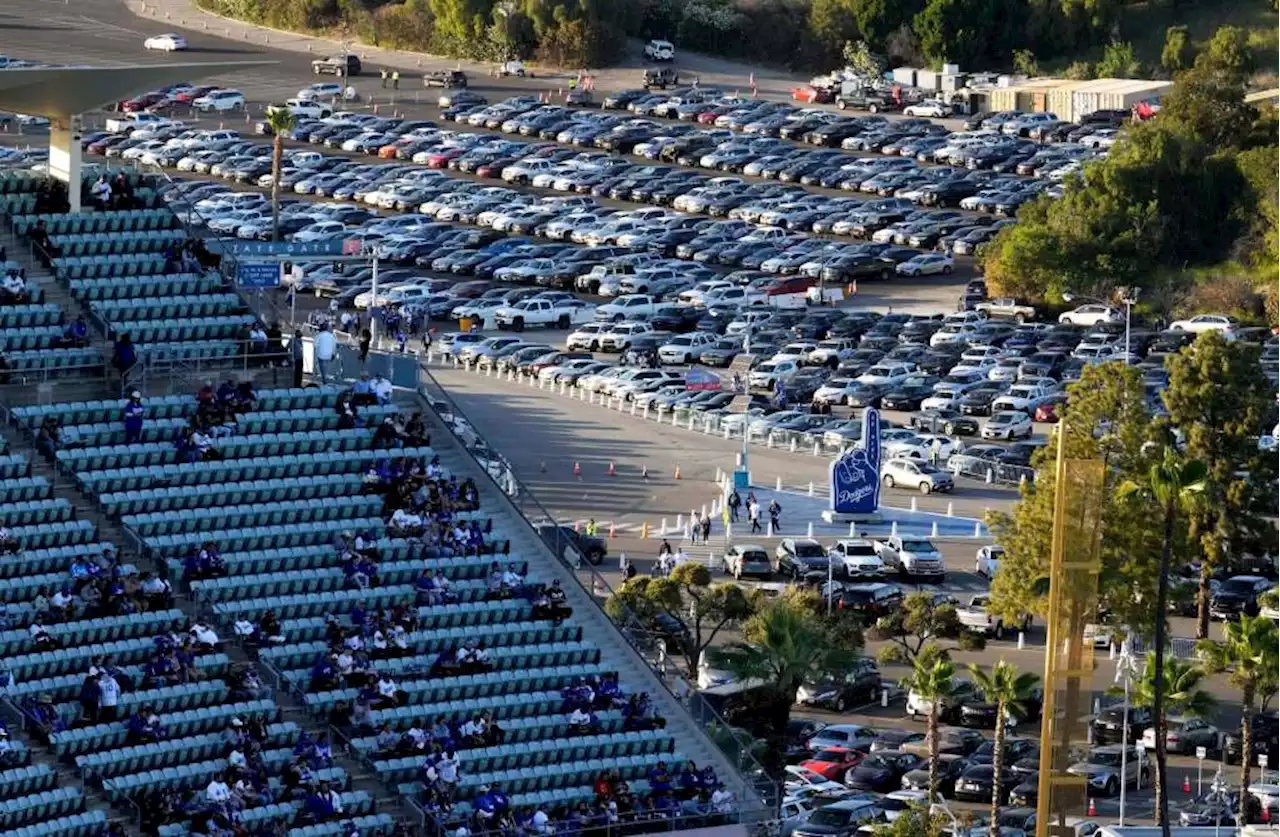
top-left (193, 89), bottom-right (246, 113)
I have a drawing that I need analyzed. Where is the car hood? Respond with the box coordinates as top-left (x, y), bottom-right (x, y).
top-left (1066, 761), bottom-right (1115, 777)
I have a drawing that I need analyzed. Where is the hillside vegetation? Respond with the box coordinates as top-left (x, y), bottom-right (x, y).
top-left (197, 0), bottom-right (1276, 74)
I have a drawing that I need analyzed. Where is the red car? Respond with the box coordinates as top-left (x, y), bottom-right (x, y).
top-left (476, 157), bottom-right (517, 178)
top-left (1034, 393), bottom-right (1067, 423)
top-left (121, 92), bottom-right (166, 113)
top-left (799, 747), bottom-right (864, 781)
top-left (173, 85), bottom-right (218, 104)
top-left (426, 148), bottom-right (465, 168)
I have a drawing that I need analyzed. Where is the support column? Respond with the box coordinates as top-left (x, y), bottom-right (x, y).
top-left (48, 115), bottom-right (83, 213)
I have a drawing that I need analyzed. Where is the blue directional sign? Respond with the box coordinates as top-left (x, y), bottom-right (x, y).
top-left (213, 239), bottom-right (357, 257)
top-left (237, 262), bottom-right (281, 288)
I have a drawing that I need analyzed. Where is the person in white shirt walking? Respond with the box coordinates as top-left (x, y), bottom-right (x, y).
top-left (314, 325), bottom-right (337, 384)
top-left (97, 671), bottom-right (121, 723)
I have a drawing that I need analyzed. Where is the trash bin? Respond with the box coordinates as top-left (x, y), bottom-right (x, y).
top-left (459, 317), bottom-right (474, 332)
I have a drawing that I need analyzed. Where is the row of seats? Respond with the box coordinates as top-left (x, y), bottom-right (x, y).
top-left (132, 339), bottom-right (247, 362)
top-left (0, 541), bottom-right (110, 580)
top-left (0, 787), bottom-right (83, 830)
top-left (0, 498), bottom-right (73, 527)
top-left (398, 751), bottom-right (681, 802)
top-left (126, 494), bottom-right (387, 537)
top-left (0, 305), bottom-right (62, 329)
top-left (50, 681), bottom-right (229, 726)
top-left (189, 561), bottom-right (482, 603)
top-left (146, 517), bottom-right (387, 560)
top-left (348, 712), bottom-right (627, 759)
top-left (11, 208), bottom-right (179, 236)
top-left (7, 655), bottom-right (230, 705)
top-left (91, 293), bottom-right (244, 322)
top-left (0, 326), bottom-right (66, 351)
top-left (47, 230), bottom-right (185, 256)
top-left (51, 253), bottom-right (169, 280)
top-left (2, 809), bottom-right (107, 837)
top-left (74, 446), bottom-right (435, 493)
top-left (156, 791), bottom-right (374, 837)
top-left (12, 386), bottom-right (344, 428)
top-left (0, 476), bottom-right (46, 504)
top-left (49, 699), bottom-right (278, 758)
top-left (101, 314), bottom-right (257, 343)
top-left (2, 349), bottom-right (102, 375)
top-left (57, 428), bottom-right (382, 472)
top-left (0, 608), bottom-right (185, 656)
top-left (76, 722), bottom-right (299, 782)
top-left (68, 272), bottom-right (223, 301)
top-left (104, 472), bottom-right (382, 517)
top-left (103, 760), bottom-right (347, 803)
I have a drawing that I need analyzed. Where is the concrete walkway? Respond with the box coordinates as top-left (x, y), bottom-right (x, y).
top-left (122, 0), bottom-right (808, 100)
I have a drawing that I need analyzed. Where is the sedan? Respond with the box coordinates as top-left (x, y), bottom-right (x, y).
top-left (144, 33), bottom-right (188, 51)
top-left (953, 764), bottom-right (1016, 803)
top-left (901, 754), bottom-right (968, 797)
top-left (845, 752), bottom-right (921, 792)
top-left (981, 410), bottom-right (1034, 441)
top-left (1142, 716), bottom-right (1222, 755)
top-left (799, 748), bottom-right (863, 782)
top-left (723, 544), bottom-right (773, 579)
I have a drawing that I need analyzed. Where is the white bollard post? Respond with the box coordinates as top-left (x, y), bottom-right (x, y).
top-left (910, 498), bottom-right (918, 512)
top-left (427, 351), bottom-right (434, 364)
top-left (807, 481), bottom-right (814, 497)
top-left (560, 382), bottom-right (567, 396)
top-left (890, 521), bottom-right (898, 537)
top-left (725, 522), bottom-right (732, 539)
top-left (716, 468), bottom-right (723, 483)
top-left (767, 520), bottom-right (774, 537)
top-left (766, 436), bottom-right (774, 449)
top-left (789, 437), bottom-right (797, 453)
top-left (985, 469), bottom-right (994, 485)
top-left (973, 521), bottom-right (983, 537)
top-left (1109, 643), bottom-right (1117, 660)
top-left (660, 517), bottom-right (669, 535)
top-left (806, 521), bottom-right (814, 538)
top-left (775, 476), bottom-right (783, 492)
top-left (931, 521), bottom-right (939, 538)
top-left (723, 424), bottom-right (731, 439)
top-left (688, 415), bottom-right (696, 431)
top-left (946, 502), bottom-right (954, 517)
top-left (619, 552), bottom-right (628, 572)
top-left (643, 405), bottom-right (651, 421)
top-left (848, 521), bottom-right (857, 537)
top-left (486, 365), bottom-right (493, 377)
top-left (701, 504), bottom-right (708, 519)
top-left (617, 397), bottom-right (625, 412)
top-left (707, 552), bottom-right (716, 570)
top-left (630, 401), bottom-right (637, 416)
top-left (671, 411), bottom-right (679, 427)
top-left (881, 688), bottom-right (889, 708)
top-left (1017, 632), bottom-right (1026, 650)
top-left (528, 373), bottom-right (535, 387)
top-left (676, 514), bottom-right (684, 530)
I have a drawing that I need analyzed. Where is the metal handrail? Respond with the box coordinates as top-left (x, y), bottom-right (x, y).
top-left (415, 359), bottom-right (778, 814)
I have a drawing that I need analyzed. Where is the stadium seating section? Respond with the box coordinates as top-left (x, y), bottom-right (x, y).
top-left (0, 188), bottom-right (724, 837)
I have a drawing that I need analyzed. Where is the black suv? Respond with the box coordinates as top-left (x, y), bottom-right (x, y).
top-left (643, 68), bottom-right (680, 89)
top-left (424, 70), bottom-right (468, 88)
top-left (535, 524), bottom-right (607, 566)
top-left (311, 54), bottom-right (361, 76)
top-left (1091, 705), bottom-right (1152, 745)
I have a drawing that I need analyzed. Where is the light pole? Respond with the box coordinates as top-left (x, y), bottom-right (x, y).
top-left (1113, 638), bottom-right (1142, 826)
top-left (1063, 289), bottom-right (1139, 365)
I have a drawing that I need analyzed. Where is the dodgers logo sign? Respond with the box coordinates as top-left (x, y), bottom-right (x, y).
top-left (829, 407), bottom-right (881, 515)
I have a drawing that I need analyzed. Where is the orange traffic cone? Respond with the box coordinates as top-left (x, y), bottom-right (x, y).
top-left (608, 521), bottom-right (616, 539)
top-left (572, 462), bottom-right (581, 477)
top-left (673, 464), bottom-right (681, 480)
top-left (607, 461), bottom-right (616, 476)
top-left (1182, 775), bottom-right (1192, 794)
top-left (1087, 798), bottom-right (1096, 817)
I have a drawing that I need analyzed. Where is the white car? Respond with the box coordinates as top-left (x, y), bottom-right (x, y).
top-left (881, 458), bottom-right (954, 494)
top-left (981, 410), bottom-right (1034, 440)
top-left (193, 90), bottom-right (246, 113)
top-left (929, 323), bottom-right (979, 347)
top-left (644, 39), bottom-right (675, 61)
top-left (749, 360), bottom-right (800, 389)
top-left (657, 333), bottom-right (717, 364)
top-left (143, 33), bottom-right (188, 51)
top-left (269, 99), bottom-right (332, 120)
top-left (975, 545), bottom-right (1003, 579)
top-left (565, 323), bottom-right (610, 352)
top-left (991, 382), bottom-right (1054, 414)
top-left (857, 363), bottom-right (915, 387)
top-left (1169, 314), bottom-right (1240, 336)
top-left (1059, 304), bottom-right (1122, 326)
top-left (903, 101), bottom-right (950, 118)
top-left (298, 82), bottom-right (343, 101)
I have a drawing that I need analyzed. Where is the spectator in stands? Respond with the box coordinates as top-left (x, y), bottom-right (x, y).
top-left (113, 336), bottom-right (137, 388)
top-left (96, 668), bottom-right (122, 722)
top-left (248, 322), bottom-right (269, 360)
top-left (185, 541), bottom-right (227, 580)
top-left (126, 704), bottom-right (166, 744)
top-left (78, 672), bottom-right (99, 724)
top-left (371, 373), bottom-right (394, 404)
top-left (289, 329), bottom-right (306, 387)
top-left (140, 572), bottom-right (173, 610)
top-left (0, 724), bottom-right (18, 767)
top-left (1, 269), bottom-right (28, 304)
top-left (56, 314), bottom-right (89, 348)
top-left (190, 621), bottom-right (220, 651)
top-left (568, 706), bottom-right (600, 736)
top-left (26, 694), bottom-right (62, 743)
top-left (121, 390), bottom-right (144, 444)
top-left (533, 580), bottom-right (572, 625)
top-left (0, 528), bottom-right (17, 555)
top-left (205, 768), bottom-right (236, 813)
top-left (28, 219), bottom-right (57, 260)
top-left (314, 324), bottom-right (337, 384)
top-left (373, 673), bottom-right (404, 708)
top-left (34, 416), bottom-right (61, 462)
top-left (229, 666), bottom-right (268, 702)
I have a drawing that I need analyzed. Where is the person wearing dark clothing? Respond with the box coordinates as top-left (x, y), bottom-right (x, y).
top-left (727, 490), bottom-right (741, 522)
top-left (358, 329), bottom-right (372, 364)
top-left (291, 330), bottom-right (305, 388)
top-left (123, 392), bottom-right (145, 444)
top-left (113, 334), bottom-right (137, 388)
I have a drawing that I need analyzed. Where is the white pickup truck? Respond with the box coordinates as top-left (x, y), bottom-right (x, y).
top-left (974, 298), bottom-right (1037, 322)
top-left (494, 298), bottom-right (595, 332)
top-left (595, 294), bottom-right (661, 322)
top-left (873, 535), bottom-right (945, 579)
top-left (956, 595), bottom-right (1031, 639)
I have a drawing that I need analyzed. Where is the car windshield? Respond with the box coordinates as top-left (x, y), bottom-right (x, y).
top-left (813, 749), bottom-right (849, 763)
top-left (1089, 750), bottom-right (1124, 767)
top-left (1221, 579), bottom-right (1261, 595)
top-left (901, 540), bottom-right (938, 554)
top-left (795, 543), bottom-right (827, 558)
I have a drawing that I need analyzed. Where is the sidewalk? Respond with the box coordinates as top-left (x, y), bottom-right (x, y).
top-left (122, 0), bottom-right (806, 100)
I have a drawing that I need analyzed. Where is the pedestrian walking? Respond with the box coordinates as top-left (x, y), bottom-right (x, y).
top-left (392, 70), bottom-right (400, 90)
top-left (689, 512), bottom-right (702, 544)
top-left (380, 68), bottom-right (388, 88)
top-left (314, 324), bottom-right (337, 384)
top-left (727, 489), bottom-right (741, 522)
top-left (700, 515), bottom-right (711, 543)
top-left (768, 499), bottom-right (781, 533)
top-left (748, 501), bottom-right (761, 534)
top-left (290, 330), bottom-right (305, 387)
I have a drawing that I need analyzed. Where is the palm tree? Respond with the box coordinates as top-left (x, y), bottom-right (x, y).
top-left (1117, 447), bottom-right (1206, 836)
top-left (969, 660), bottom-right (1040, 836)
top-left (901, 647), bottom-right (956, 800)
top-left (714, 598), bottom-right (854, 779)
top-left (1198, 614), bottom-right (1280, 826)
top-left (266, 107), bottom-right (299, 241)
top-left (1122, 653), bottom-right (1217, 720)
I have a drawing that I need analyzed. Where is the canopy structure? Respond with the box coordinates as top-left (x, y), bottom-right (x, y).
top-left (0, 62), bottom-right (274, 210)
